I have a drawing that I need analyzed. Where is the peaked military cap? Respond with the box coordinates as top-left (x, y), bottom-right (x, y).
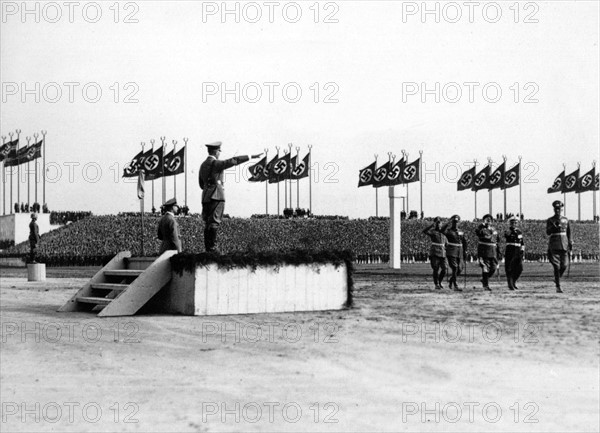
top-left (552, 200), bottom-right (564, 208)
top-left (482, 213), bottom-right (494, 221)
top-left (434, 217), bottom-right (441, 223)
top-left (450, 214), bottom-right (460, 221)
top-left (31, 213), bottom-right (38, 219)
top-left (205, 141), bottom-right (222, 151)
top-left (164, 198), bottom-right (178, 207)
top-left (508, 216), bottom-right (518, 222)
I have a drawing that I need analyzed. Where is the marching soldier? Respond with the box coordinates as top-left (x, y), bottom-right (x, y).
top-left (199, 142), bottom-right (263, 253)
top-left (157, 198), bottom-right (182, 254)
top-left (475, 214), bottom-right (500, 291)
top-left (422, 217), bottom-right (448, 290)
top-left (440, 214), bottom-right (467, 291)
top-left (546, 200), bottom-right (572, 293)
top-left (504, 216), bottom-right (524, 290)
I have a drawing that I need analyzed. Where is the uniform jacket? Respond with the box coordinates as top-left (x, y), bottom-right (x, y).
top-left (199, 155), bottom-right (250, 204)
top-left (475, 224), bottom-right (499, 259)
top-left (440, 224), bottom-right (467, 258)
top-left (423, 225), bottom-right (448, 258)
top-left (157, 212), bottom-right (182, 253)
top-left (504, 227), bottom-right (524, 252)
top-left (546, 214), bottom-right (571, 251)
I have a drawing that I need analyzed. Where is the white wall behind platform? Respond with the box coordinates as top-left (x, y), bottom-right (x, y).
top-left (0, 214), bottom-right (59, 245)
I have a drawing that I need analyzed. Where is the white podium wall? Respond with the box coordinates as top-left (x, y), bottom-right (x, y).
top-left (0, 214), bottom-right (58, 245)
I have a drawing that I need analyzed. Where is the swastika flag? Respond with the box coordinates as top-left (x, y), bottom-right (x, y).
top-left (358, 161), bottom-right (376, 188)
top-left (401, 158), bottom-right (420, 184)
top-left (547, 170), bottom-right (564, 194)
top-left (576, 167), bottom-right (595, 193)
top-left (501, 163), bottom-right (520, 190)
top-left (457, 166), bottom-right (476, 191)
top-left (562, 168), bottom-right (579, 193)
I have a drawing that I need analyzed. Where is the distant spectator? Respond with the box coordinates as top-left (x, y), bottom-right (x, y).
top-left (42, 203), bottom-right (49, 213)
top-left (14, 203), bottom-right (19, 213)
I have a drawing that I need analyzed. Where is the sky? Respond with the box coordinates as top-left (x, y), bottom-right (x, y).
top-left (1, 0), bottom-right (599, 220)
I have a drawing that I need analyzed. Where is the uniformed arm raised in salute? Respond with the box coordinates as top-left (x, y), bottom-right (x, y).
top-left (504, 216), bottom-right (524, 290)
top-left (440, 214), bottom-right (466, 291)
top-left (475, 214), bottom-right (499, 291)
top-left (423, 217), bottom-right (448, 290)
top-left (199, 142), bottom-right (263, 253)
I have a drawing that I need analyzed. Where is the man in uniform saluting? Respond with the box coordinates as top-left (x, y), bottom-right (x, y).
top-left (440, 214), bottom-right (467, 291)
top-left (199, 142), bottom-right (263, 253)
top-left (475, 214), bottom-right (501, 291)
top-left (546, 200), bottom-right (572, 293)
top-left (422, 217), bottom-right (448, 290)
top-left (504, 216), bottom-right (524, 290)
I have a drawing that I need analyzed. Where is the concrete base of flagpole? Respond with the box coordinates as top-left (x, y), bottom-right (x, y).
top-left (27, 263), bottom-right (46, 281)
top-left (389, 186), bottom-right (402, 269)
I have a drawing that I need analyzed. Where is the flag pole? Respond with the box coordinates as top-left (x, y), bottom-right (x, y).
top-left (41, 130), bottom-right (46, 210)
top-left (405, 151), bottom-right (409, 214)
top-left (488, 157), bottom-right (492, 217)
top-left (308, 144), bottom-right (313, 214)
top-left (161, 136), bottom-right (166, 205)
top-left (140, 141), bottom-right (145, 256)
top-left (33, 133), bottom-right (39, 206)
top-left (502, 155), bottom-right (507, 218)
top-left (8, 132), bottom-right (14, 213)
top-left (577, 162), bottom-right (581, 221)
top-left (16, 129), bottom-right (21, 210)
top-left (296, 145), bottom-right (301, 210)
top-left (518, 156), bottom-right (522, 217)
top-left (419, 150), bottom-right (423, 217)
top-left (264, 148), bottom-right (269, 214)
top-left (184, 137), bottom-right (189, 208)
top-left (288, 143), bottom-right (293, 211)
top-left (26, 136), bottom-right (31, 209)
top-left (172, 140), bottom-right (178, 201)
top-left (593, 161), bottom-right (597, 221)
top-left (150, 139), bottom-right (155, 211)
top-left (276, 146), bottom-right (280, 217)
top-left (563, 163), bottom-right (567, 216)
top-left (474, 159), bottom-right (478, 220)
top-left (1, 135), bottom-right (5, 215)
top-left (374, 154), bottom-right (378, 217)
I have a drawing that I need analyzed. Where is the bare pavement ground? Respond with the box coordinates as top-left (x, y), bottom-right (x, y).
top-left (1, 262), bottom-right (598, 432)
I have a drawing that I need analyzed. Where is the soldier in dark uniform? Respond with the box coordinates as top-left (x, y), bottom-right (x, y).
top-left (157, 198), bottom-right (182, 254)
top-left (28, 213), bottom-right (40, 263)
top-left (546, 200), bottom-right (572, 293)
top-left (504, 216), bottom-right (524, 290)
top-left (199, 142), bottom-right (262, 253)
top-left (440, 214), bottom-right (467, 291)
top-left (422, 217), bottom-right (448, 290)
top-left (475, 214), bottom-right (500, 291)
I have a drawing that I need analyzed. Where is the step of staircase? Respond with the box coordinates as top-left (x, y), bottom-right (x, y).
top-left (90, 283), bottom-right (129, 291)
top-left (104, 270), bottom-right (144, 278)
top-left (126, 257), bottom-right (156, 271)
top-left (76, 296), bottom-right (112, 306)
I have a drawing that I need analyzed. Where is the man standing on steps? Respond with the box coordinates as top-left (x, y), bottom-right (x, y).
top-left (157, 198), bottom-right (182, 254)
top-left (504, 216), bottom-right (524, 291)
top-left (475, 214), bottom-right (500, 291)
top-left (422, 217), bottom-right (448, 290)
top-left (199, 142), bottom-right (263, 253)
top-left (546, 200), bottom-right (572, 293)
top-left (440, 214), bottom-right (467, 291)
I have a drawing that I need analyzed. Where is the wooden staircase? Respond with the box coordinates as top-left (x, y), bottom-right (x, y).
top-left (58, 251), bottom-right (177, 317)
